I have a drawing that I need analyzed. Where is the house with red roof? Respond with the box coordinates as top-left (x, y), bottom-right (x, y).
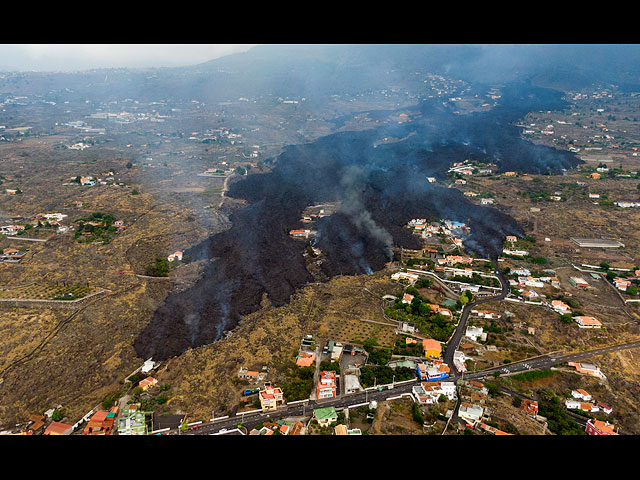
top-left (83, 407), bottom-right (118, 435)
top-left (44, 421), bottom-right (74, 435)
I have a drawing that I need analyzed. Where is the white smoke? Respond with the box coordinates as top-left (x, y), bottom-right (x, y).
top-left (338, 165), bottom-right (394, 260)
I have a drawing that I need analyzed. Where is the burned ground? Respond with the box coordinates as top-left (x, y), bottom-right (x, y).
top-left (135, 83), bottom-right (581, 362)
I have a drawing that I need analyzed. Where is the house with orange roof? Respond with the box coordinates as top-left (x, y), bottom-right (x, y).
top-left (613, 278), bottom-right (631, 291)
top-left (479, 423), bottom-right (513, 435)
top-left (586, 419), bottom-right (618, 435)
top-left (289, 421), bottom-right (304, 435)
top-left (26, 414), bottom-right (46, 433)
top-left (279, 424), bottom-right (290, 435)
top-left (579, 402), bottom-right (599, 413)
top-left (568, 362), bottom-right (606, 379)
top-left (295, 350), bottom-right (316, 367)
top-left (551, 300), bottom-right (571, 313)
top-left (572, 389), bottom-right (592, 401)
top-left (83, 407), bottom-right (118, 435)
top-left (598, 402), bottom-right (613, 415)
top-left (467, 380), bottom-right (488, 394)
top-left (167, 251), bottom-right (183, 262)
top-left (445, 255), bottom-right (473, 266)
top-left (421, 339), bottom-right (442, 358)
top-left (573, 316), bottom-right (602, 329)
top-left (289, 229), bottom-right (309, 238)
top-left (335, 424), bottom-right (348, 435)
top-left (138, 376), bottom-right (158, 391)
top-left (402, 293), bottom-right (415, 304)
top-left (238, 366), bottom-right (267, 382)
top-left (44, 421), bottom-right (74, 435)
top-left (429, 304), bottom-right (453, 317)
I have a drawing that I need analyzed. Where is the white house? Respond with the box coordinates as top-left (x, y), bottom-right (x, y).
top-left (344, 374), bottom-right (363, 394)
top-left (168, 251), bottom-right (183, 262)
top-left (518, 276), bottom-right (545, 288)
top-left (458, 403), bottom-right (484, 424)
top-left (402, 293), bottom-right (415, 304)
top-left (574, 316), bottom-right (602, 329)
top-left (453, 350), bottom-right (468, 373)
top-left (391, 272), bottom-right (419, 286)
top-left (141, 359), bottom-right (156, 374)
top-left (503, 249), bottom-right (529, 257)
top-left (571, 389), bottom-right (592, 401)
top-left (565, 399), bottom-right (581, 410)
top-left (551, 300), bottom-right (571, 313)
top-left (465, 326), bottom-right (486, 342)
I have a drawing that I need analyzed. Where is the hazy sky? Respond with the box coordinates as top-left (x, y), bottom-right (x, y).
top-left (0, 44), bottom-right (258, 72)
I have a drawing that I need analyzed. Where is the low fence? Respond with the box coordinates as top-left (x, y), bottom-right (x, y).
top-left (0, 289), bottom-right (106, 309)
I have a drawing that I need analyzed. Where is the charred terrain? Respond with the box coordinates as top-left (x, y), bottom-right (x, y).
top-left (3, 44), bottom-right (640, 434)
top-left (134, 81), bottom-right (580, 361)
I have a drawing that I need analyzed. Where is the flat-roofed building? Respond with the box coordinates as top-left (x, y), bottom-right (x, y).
top-left (570, 238), bottom-right (624, 248)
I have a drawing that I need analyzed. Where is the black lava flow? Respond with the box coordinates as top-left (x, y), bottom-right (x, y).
top-left (134, 80), bottom-right (580, 361)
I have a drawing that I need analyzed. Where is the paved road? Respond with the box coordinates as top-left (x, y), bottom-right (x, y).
top-left (180, 340), bottom-right (640, 435)
top-left (177, 262), bottom-right (640, 435)
top-left (181, 382), bottom-right (418, 435)
top-left (443, 259), bottom-right (510, 369)
top-left (463, 341), bottom-right (640, 381)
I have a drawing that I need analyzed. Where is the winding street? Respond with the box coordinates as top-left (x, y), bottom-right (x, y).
top-left (443, 257), bottom-right (510, 369)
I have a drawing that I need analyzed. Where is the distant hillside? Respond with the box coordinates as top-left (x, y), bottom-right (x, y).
top-left (2, 44), bottom-right (640, 103)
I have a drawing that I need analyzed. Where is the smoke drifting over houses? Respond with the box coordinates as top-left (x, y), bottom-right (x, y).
top-left (134, 78), bottom-right (580, 362)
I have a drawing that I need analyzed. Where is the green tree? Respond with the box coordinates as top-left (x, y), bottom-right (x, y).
top-left (412, 402), bottom-right (425, 426)
top-left (51, 409), bottom-right (63, 422)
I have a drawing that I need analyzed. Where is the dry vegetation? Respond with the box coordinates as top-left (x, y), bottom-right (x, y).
top-left (150, 270), bottom-right (401, 421)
